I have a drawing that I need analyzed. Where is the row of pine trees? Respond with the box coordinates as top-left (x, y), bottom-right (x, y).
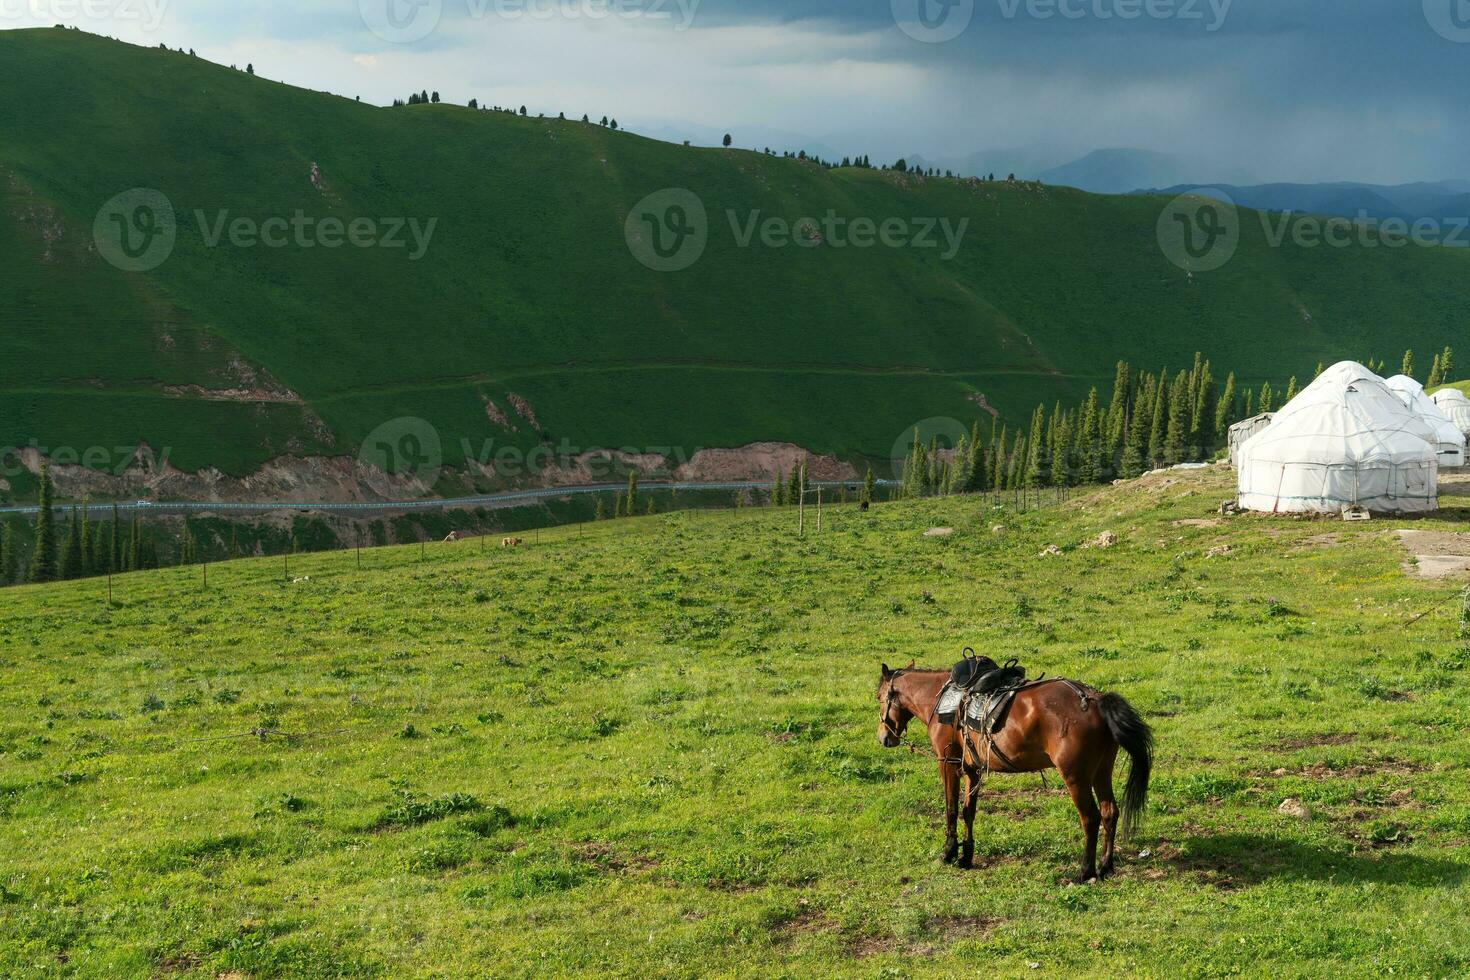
top-left (897, 348), bottom-right (1457, 499)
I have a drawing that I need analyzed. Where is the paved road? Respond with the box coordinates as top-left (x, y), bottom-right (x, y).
top-left (0, 480), bottom-right (895, 518)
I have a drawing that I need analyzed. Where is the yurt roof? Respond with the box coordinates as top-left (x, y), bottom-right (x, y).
top-left (1239, 366), bottom-right (1438, 467)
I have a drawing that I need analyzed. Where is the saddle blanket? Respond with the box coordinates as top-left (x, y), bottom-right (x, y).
top-left (935, 682), bottom-right (1021, 734)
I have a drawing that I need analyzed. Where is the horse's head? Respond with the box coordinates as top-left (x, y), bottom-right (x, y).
top-left (877, 663), bottom-right (913, 748)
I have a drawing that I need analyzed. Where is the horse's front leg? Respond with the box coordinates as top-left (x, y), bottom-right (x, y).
top-left (938, 759), bottom-right (960, 864)
top-left (958, 768), bottom-right (980, 869)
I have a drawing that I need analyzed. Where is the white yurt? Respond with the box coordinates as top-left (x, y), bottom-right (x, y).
top-left (1228, 413), bottom-right (1273, 467)
top-left (1237, 362), bottom-right (1441, 514)
top-left (1431, 387), bottom-right (1470, 439)
top-left (1385, 375), bottom-right (1466, 467)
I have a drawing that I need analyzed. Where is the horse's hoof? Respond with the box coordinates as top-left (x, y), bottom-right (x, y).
top-left (1073, 873), bottom-right (1099, 885)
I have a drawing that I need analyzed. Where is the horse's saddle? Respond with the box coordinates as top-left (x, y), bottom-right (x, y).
top-left (936, 651), bottom-right (1030, 734)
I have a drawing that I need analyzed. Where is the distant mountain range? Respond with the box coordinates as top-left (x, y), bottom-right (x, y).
top-left (1135, 181), bottom-right (1470, 223)
top-left (908, 147), bottom-right (1256, 193)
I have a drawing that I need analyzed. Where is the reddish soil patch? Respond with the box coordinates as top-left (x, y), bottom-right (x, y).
top-left (1274, 733), bottom-right (1357, 751)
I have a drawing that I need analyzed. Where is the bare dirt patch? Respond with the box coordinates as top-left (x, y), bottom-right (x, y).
top-left (1397, 529), bottom-right (1470, 579)
top-left (1274, 733), bottom-right (1357, 751)
top-left (1173, 518), bottom-right (1224, 528)
top-left (1297, 758), bottom-right (1428, 779)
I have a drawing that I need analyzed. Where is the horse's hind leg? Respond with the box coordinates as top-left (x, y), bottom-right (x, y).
top-left (1060, 761), bottom-right (1101, 883)
top-left (1094, 748), bottom-right (1120, 878)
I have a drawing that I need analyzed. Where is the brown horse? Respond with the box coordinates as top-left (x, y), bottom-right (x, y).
top-left (877, 663), bottom-right (1153, 882)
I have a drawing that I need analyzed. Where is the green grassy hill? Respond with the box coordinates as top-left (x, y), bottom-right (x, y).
top-left (2, 470), bottom-right (1468, 974)
top-left (5, 27), bottom-right (1470, 483)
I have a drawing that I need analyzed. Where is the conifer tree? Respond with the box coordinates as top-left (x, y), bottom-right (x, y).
top-left (1402, 349), bottom-right (1415, 379)
top-left (1192, 359), bottom-right (1215, 456)
top-left (109, 505), bottom-right (121, 573)
top-left (1242, 388), bottom-right (1254, 420)
top-left (1027, 404), bottom-right (1050, 487)
top-left (862, 465), bottom-right (876, 504)
top-left (1284, 376), bottom-right (1299, 404)
top-left (1164, 370), bottom-right (1190, 465)
top-left (1050, 412), bottom-right (1072, 487)
top-left (1006, 433), bottom-right (1025, 491)
top-left (1077, 389), bottom-right (1101, 483)
top-left (1427, 353), bottom-right (1443, 389)
top-left (59, 506), bottom-right (83, 580)
top-left (1259, 382), bottom-right (1274, 414)
top-left (774, 470), bottom-right (786, 506)
top-left (1441, 346), bottom-right (1455, 382)
top-left (646, 497), bottom-right (656, 516)
top-left (1314, 362), bottom-right (1324, 378)
top-left (595, 498), bottom-right (606, 520)
top-left (990, 426), bottom-right (1007, 491)
top-left (788, 461), bottom-right (805, 504)
top-left (1214, 372), bottom-right (1237, 441)
top-left (1105, 361), bottom-right (1131, 459)
top-left (1147, 370), bottom-right (1168, 467)
top-left (0, 521), bottom-right (13, 586)
top-left (28, 462), bottom-right (57, 583)
top-left (626, 471), bottom-right (638, 515)
top-left (79, 503), bottom-right (92, 577)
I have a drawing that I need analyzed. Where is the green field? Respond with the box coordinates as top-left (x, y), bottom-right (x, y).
top-left (2, 467), bottom-right (1468, 976)
top-left (5, 27), bottom-right (1470, 481)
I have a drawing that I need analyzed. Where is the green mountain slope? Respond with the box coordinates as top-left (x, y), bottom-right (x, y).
top-left (4, 27), bottom-right (1470, 482)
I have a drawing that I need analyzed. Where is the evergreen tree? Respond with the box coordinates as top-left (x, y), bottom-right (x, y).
top-left (1027, 404), bottom-right (1050, 487)
top-left (1214, 372), bottom-right (1237, 441)
top-left (862, 465), bottom-right (876, 504)
top-left (1147, 371), bottom-right (1168, 467)
top-left (1191, 359), bottom-right (1216, 456)
top-left (1284, 376), bottom-right (1299, 404)
top-left (229, 527), bottom-right (240, 559)
top-left (990, 426), bottom-right (1007, 491)
top-left (128, 517), bottom-right (141, 571)
top-left (1077, 389), bottom-right (1102, 483)
top-left (0, 521), bottom-right (13, 586)
top-left (1402, 349), bottom-right (1415, 379)
top-left (109, 505), bottom-right (121, 573)
top-left (1314, 362), bottom-right (1325, 378)
top-left (1006, 433), bottom-right (1026, 490)
top-left (1050, 412), bottom-right (1072, 487)
top-left (774, 470), bottom-right (786, 506)
top-left (59, 506), bottom-right (83, 580)
top-left (1120, 375), bottom-right (1151, 478)
top-left (1242, 388), bottom-right (1254, 419)
top-left (1441, 346), bottom-right (1455, 383)
top-left (788, 462), bottom-right (804, 505)
top-left (246, 63), bottom-right (254, 75)
top-left (28, 462), bottom-right (57, 583)
top-left (78, 502), bottom-right (92, 577)
top-left (595, 498), bottom-right (606, 520)
top-left (1427, 353), bottom-right (1444, 389)
top-left (626, 471), bottom-right (638, 515)
top-left (646, 497), bottom-right (656, 516)
top-left (1164, 370), bottom-right (1191, 465)
top-left (1105, 360), bottom-right (1131, 462)
top-left (1259, 381), bottom-right (1274, 414)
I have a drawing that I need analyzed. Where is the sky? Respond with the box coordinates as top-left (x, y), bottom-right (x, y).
top-left (4, 0), bottom-right (1468, 184)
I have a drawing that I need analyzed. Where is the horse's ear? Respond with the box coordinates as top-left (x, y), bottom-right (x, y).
top-left (905, 660), bottom-right (915, 670)
top-left (881, 663), bottom-right (891, 678)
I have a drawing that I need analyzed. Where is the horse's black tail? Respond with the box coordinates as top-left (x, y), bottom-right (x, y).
top-left (1100, 692), bottom-right (1153, 841)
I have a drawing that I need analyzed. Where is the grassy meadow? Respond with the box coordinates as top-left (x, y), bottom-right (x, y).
top-left (2, 466), bottom-right (1469, 976)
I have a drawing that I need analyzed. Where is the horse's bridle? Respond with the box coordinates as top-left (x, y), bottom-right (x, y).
top-left (879, 676), bottom-right (906, 743)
